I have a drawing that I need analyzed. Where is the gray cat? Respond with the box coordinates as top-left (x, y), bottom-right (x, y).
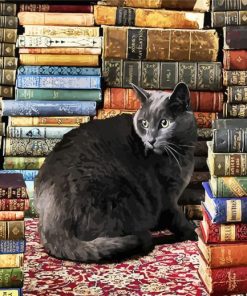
top-left (34, 82), bottom-right (198, 263)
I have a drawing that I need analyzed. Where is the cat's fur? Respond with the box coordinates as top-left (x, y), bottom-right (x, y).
top-left (34, 82), bottom-right (198, 263)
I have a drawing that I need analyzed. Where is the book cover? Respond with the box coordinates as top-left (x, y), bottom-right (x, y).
top-left (0, 268), bottom-right (23, 288)
top-left (0, 170), bottom-right (38, 181)
top-left (227, 86), bottom-right (247, 103)
top-left (0, 174), bottom-right (27, 199)
top-left (224, 50), bottom-right (247, 70)
top-left (0, 57), bottom-right (18, 69)
top-left (0, 211), bottom-right (24, 221)
top-left (223, 103), bottom-right (247, 119)
top-left (0, 28), bottom-right (17, 43)
top-left (197, 128), bottom-right (212, 140)
top-left (0, 240), bottom-right (25, 254)
top-left (0, 16), bottom-right (18, 29)
top-left (0, 69), bottom-right (16, 86)
top-left (224, 26), bottom-right (247, 49)
top-left (0, 43), bottom-right (16, 57)
top-left (212, 11), bottom-right (247, 27)
top-left (0, 289), bottom-right (22, 296)
top-left (0, 3), bottom-right (16, 16)
top-left (223, 70), bottom-right (247, 86)
top-left (212, 0), bottom-right (247, 11)
top-left (0, 221), bottom-right (24, 240)
top-left (19, 47), bottom-right (101, 55)
top-left (3, 157), bottom-right (45, 170)
top-left (19, 4), bottom-right (93, 13)
top-left (0, 199), bottom-right (29, 211)
top-left (183, 204), bottom-right (202, 220)
top-left (0, 254), bottom-right (23, 268)
top-left (0, 86), bottom-right (14, 98)
top-left (212, 118), bottom-right (247, 129)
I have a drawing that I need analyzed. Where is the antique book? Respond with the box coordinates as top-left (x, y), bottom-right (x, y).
top-left (0, 43), bottom-right (16, 57)
top-left (223, 103), bottom-right (247, 119)
top-left (178, 187), bottom-right (204, 205)
top-left (0, 57), bottom-right (18, 69)
top-left (224, 50), bottom-right (247, 70)
top-left (0, 86), bottom-right (14, 98)
top-left (194, 156), bottom-right (207, 171)
top-left (0, 199), bottom-right (29, 211)
top-left (223, 70), bottom-right (247, 86)
top-left (0, 28), bottom-right (17, 43)
top-left (0, 69), bottom-right (16, 86)
top-left (8, 116), bottom-right (90, 127)
top-left (0, 100), bottom-right (97, 117)
top-left (16, 75), bottom-right (101, 89)
top-left (0, 173), bottom-right (27, 199)
top-left (198, 255), bottom-right (247, 295)
top-left (212, 11), bottom-right (247, 27)
top-left (212, 0), bottom-right (247, 11)
top-left (97, 0), bottom-right (210, 11)
top-left (203, 181), bottom-right (247, 223)
top-left (0, 3), bottom-right (16, 16)
top-left (0, 268), bottom-right (23, 288)
top-left (15, 88), bottom-right (102, 102)
top-left (94, 6), bottom-right (205, 29)
top-left (0, 221), bottom-right (24, 240)
top-left (23, 25), bottom-right (100, 37)
top-left (3, 138), bottom-right (60, 157)
top-left (0, 122), bottom-right (5, 136)
top-left (190, 171), bottom-right (210, 184)
top-left (194, 141), bottom-right (208, 156)
top-left (3, 157), bottom-right (45, 170)
top-left (223, 26), bottom-right (247, 49)
top-left (18, 48), bottom-right (101, 55)
top-left (183, 205), bottom-right (202, 220)
top-left (103, 26), bottom-right (219, 62)
top-left (19, 4), bottom-right (93, 13)
top-left (0, 254), bottom-right (23, 268)
top-left (103, 60), bottom-right (222, 90)
top-left (0, 16), bottom-right (18, 29)
top-left (0, 211), bottom-right (24, 221)
top-left (197, 128), bottom-right (212, 140)
top-left (207, 141), bottom-right (247, 176)
top-left (18, 12), bottom-right (94, 26)
top-left (0, 170), bottom-right (38, 181)
top-left (194, 112), bottom-right (216, 128)
top-left (227, 86), bottom-right (247, 103)
top-left (0, 240), bottom-right (25, 254)
top-left (201, 205), bottom-right (247, 243)
top-left (19, 54), bottom-right (99, 66)
top-left (0, 289), bottom-right (22, 296)
top-left (212, 118), bottom-right (247, 129)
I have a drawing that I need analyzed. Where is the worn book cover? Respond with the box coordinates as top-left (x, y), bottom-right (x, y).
top-left (0, 174), bottom-right (27, 199)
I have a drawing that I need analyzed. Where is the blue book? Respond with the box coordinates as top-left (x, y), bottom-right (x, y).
top-left (1, 100), bottom-right (96, 116)
top-left (0, 170), bottom-right (39, 181)
top-left (17, 75), bottom-right (101, 89)
top-left (203, 182), bottom-right (247, 223)
top-left (0, 240), bottom-right (25, 254)
top-left (0, 288), bottom-right (23, 295)
top-left (17, 66), bottom-right (101, 76)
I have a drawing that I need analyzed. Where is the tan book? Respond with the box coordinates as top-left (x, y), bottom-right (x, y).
top-left (0, 122), bottom-right (5, 136)
top-left (18, 12), bottom-right (94, 26)
top-left (0, 86), bottom-right (14, 98)
top-left (0, 254), bottom-right (23, 268)
top-left (0, 221), bottom-right (25, 240)
top-left (94, 6), bottom-right (205, 29)
top-left (0, 211), bottom-right (24, 221)
top-left (103, 26), bottom-right (219, 62)
top-left (95, 109), bottom-right (134, 120)
top-left (19, 54), bottom-right (99, 66)
top-left (19, 47), bottom-right (101, 55)
top-left (0, 69), bottom-right (16, 86)
top-left (3, 157), bottom-right (45, 170)
top-left (0, 28), bottom-right (17, 43)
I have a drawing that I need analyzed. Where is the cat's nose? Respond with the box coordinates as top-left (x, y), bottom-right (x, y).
top-left (149, 140), bottom-right (156, 146)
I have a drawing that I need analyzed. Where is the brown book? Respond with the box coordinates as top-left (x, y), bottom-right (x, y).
top-left (198, 128), bottom-right (213, 140)
top-left (0, 254), bottom-right (23, 268)
top-left (0, 3), bottom-right (16, 16)
top-left (95, 109), bottom-right (134, 120)
top-left (103, 26), bottom-right (219, 62)
top-left (190, 171), bottom-right (210, 184)
top-left (0, 122), bottom-right (5, 136)
top-left (18, 12), bottom-right (94, 26)
top-left (0, 211), bottom-right (24, 221)
top-left (195, 141), bottom-right (208, 156)
top-left (212, 11), bottom-right (247, 27)
top-left (19, 4), bottom-right (93, 13)
top-left (0, 199), bottom-right (29, 211)
top-left (0, 86), bottom-right (14, 98)
top-left (227, 86), bottom-right (247, 104)
top-left (224, 50), bottom-right (247, 71)
top-left (19, 54), bottom-right (99, 67)
top-left (183, 204), bottom-right (202, 220)
top-left (0, 221), bottom-right (25, 240)
top-left (0, 43), bottom-right (16, 57)
top-left (212, 0), bottom-right (247, 11)
top-left (194, 112), bottom-right (216, 128)
top-left (0, 28), bottom-right (17, 43)
top-left (223, 70), bottom-right (247, 86)
top-left (94, 6), bottom-right (205, 29)
top-left (0, 16), bottom-right (18, 29)
top-left (223, 26), bottom-right (247, 50)
top-left (19, 47), bottom-right (101, 55)
top-left (194, 156), bottom-right (207, 171)
top-left (0, 57), bottom-right (18, 69)
top-left (0, 173), bottom-right (27, 199)
top-left (0, 69), bottom-right (16, 86)
top-left (223, 103), bottom-right (247, 119)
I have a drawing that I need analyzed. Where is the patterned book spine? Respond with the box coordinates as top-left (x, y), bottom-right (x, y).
top-left (19, 47), bottom-right (101, 55)
top-left (0, 268), bottom-right (23, 288)
top-left (190, 171), bottom-right (210, 183)
top-left (19, 4), bottom-right (93, 13)
top-left (0, 16), bottom-right (18, 29)
top-left (0, 186), bottom-right (27, 199)
top-left (94, 6), bottom-right (205, 29)
top-left (95, 109), bottom-right (134, 120)
top-left (0, 254), bottom-right (23, 268)
top-left (0, 86), bottom-right (14, 98)
top-left (224, 26), bottom-right (247, 49)
top-left (0, 221), bottom-right (24, 240)
top-left (210, 176), bottom-right (247, 197)
top-left (0, 211), bottom-right (24, 221)
top-left (183, 205), bottom-right (202, 220)
top-left (0, 170), bottom-right (38, 181)
top-left (212, 11), bottom-right (247, 27)
top-left (223, 70), bottom-right (247, 86)
top-left (0, 241), bottom-right (25, 254)
top-left (224, 50), bottom-right (247, 70)
top-left (194, 112), bottom-right (216, 128)
top-left (213, 119), bottom-right (247, 129)
top-left (3, 157), bottom-right (45, 170)
top-left (227, 86), bottom-right (247, 103)
top-left (223, 103), bottom-right (247, 118)
top-left (104, 88), bottom-right (140, 110)
top-left (0, 69), bottom-right (16, 86)
top-left (103, 26), bottom-right (219, 62)
top-left (23, 25), bottom-right (100, 37)
top-left (0, 28), bottom-right (17, 43)
top-left (212, 0), bottom-right (247, 11)
top-left (197, 128), bottom-right (213, 140)
top-left (0, 289), bottom-right (22, 296)
top-left (3, 138), bottom-right (60, 157)
top-left (17, 66), bottom-right (101, 76)
top-left (0, 199), bottom-right (29, 211)
top-left (0, 57), bottom-right (18, 70)
top-left (0, 43), bottom-right (16, 57)
top-left (1, 101), bottom-right (97, 117)
top-left (18, 12), bottom-right (94, 26)
top-left (0, 3), bottom-right (17, 16)
top-left (17, 36), bottom-right (101, 48)
top-left (16, 75), bottom-right (101, 89)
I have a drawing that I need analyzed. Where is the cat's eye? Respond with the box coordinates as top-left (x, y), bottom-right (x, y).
top-left (142, 120), bottom-right (149, 128)
top-left (160, 119), bottom-right (169, 128)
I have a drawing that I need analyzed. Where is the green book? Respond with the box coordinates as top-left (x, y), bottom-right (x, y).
top-left (0, 268), bottom-right (23, 288)
top-left (3, 157), bottom-right (45, 170)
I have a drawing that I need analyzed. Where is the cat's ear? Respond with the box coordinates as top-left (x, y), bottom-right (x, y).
top-left (168, 82), bottom-right (190, 114)
top-left (130, 83), bottom-right (150, 104)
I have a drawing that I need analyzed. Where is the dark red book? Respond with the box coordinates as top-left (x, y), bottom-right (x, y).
top-left (0, 199), bottom-right (29, 211)
top-left (0, 173), bottom-right (28, 199)
top-left (224, 50), bottom-right (247, 70)
top-left (19, 4), bottom-right (93, 13)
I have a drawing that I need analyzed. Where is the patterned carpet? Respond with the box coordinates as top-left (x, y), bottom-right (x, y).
top-left (23, 219), bottom-right (208, 296)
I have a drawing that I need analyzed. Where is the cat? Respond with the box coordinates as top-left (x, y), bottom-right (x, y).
top-left (34, 82), bottom-right (198, 263)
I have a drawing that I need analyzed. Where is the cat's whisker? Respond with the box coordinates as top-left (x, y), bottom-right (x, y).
top-left (166, 144), bottom-right (184, 157)
top-left (165, 145), bottom-right (182, 171)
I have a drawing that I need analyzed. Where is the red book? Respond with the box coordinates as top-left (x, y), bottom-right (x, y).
top-left (194, 112), bottom-right (216, 128)
top-left (0, 199), bottom-right (29, 211)
top-left (19, 4), bottom-right (93, 13)
top-left (224, 50), bottom-right (247, 70)
top-left (200, 205), bottom-right (247, 243)
top-left (0, 173), bottom-right (28, 199)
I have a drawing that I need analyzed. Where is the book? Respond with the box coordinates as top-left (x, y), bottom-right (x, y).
top-left (19, 54), bottom-right (99, 66)
top-left (224, 26), bottom-right (247, 49)
top-left (0, 122), bottom-right (5, 136)
top-left (0, 28), bottom-right (17, 43)
top-left (94, 6), bottom-right (205, 29)
top-left (224, 50), bottom-right (247, 70)
top-left (0, 69), bottom-right (16, 86)
top-left (0, 86), bottom-right (14, 98)
top-left (0, 170), bottom-right (38, 181)
top-left (0, 221), bottom-right (24, 240)
top-left (194, 141), bottom-right (208, 156)
top-left (0, 268), bottom-right (23, 288)
top-left (19, 4), bottom-right (93, 13)
top-left (0, 173), bottom-right (27, 199)
top-left (6, 126), bottom-right (75, 139)
top-left (212, 11), bottom-right (247, 27)
top-left (0, 57), bottom-right (18, 70)
top-left (0, 100), bottom-right (97, 117)
top-left (15, 88), bottom-right (102, 101)
top-left (0, 16), bottom-right (18, 29)
top-left (212, 118), bottom-right (247, 129)
top-left (16, 75), bottom-right (101, 89)
top-left (207, 141), bottom-right (247, 176)
top-left (103, 26), bottom-right (219, 62)
top-left (0, 254), bottom-right (23, 268)
top-left (103, 60), bottom-right (222, 90)
top-left (18, 47), bottom-right (101, 55)
top-left (0, 241), bottom-right (25, 254)
top-left (223, 103), bottom-right (247, 119)
top-left (3, 157), bottom-right (45, 170)
top-left (201, 205), bottom-right (247, 243)
top-left (203, 181), bottom-right (247, 223)
top-left (18, 12), bottom-right (94, 26)
top-left (8, 116), bottom-right (90, 127)
top-left (0, 43), bottom-right (16, 57)
top-left (212, 0), bottom-right (247, 11)
top-left (197, 128), bottom-right (212, 140)
top-left (227, 86), bottom-right (247, 103)
top-left (0, 3), bottom-right (16, 16)
top-left (0, 212), bottom-right (24, 221)
top-left (183, 204), bottom-right (202, 220)
top-left (3, 138), bottom-right (60, 157)
top-left (0, 289), bottom-right (22, 296)
top-left (191, 171), bottom-right (210, 184)
top-left (0, 199), bottom-right (29, 211)
top-left (179, 187), bottom-right (205, 206)
top-left (195, 156), bottom-right (207, 171)
top-left (223, 70), bottom-right (247, 86)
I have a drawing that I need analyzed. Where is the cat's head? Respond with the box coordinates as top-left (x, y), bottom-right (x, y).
top-left (132, 82), bottom-right (197, 155)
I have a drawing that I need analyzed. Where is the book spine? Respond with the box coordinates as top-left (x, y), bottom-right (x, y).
top-left (19, 54), bottom-right (99, 67)
top-left (0, 185), bottom-right (27, 199)
top-left (224, 26), bottom-right (247, 49)
top-left (223, 103), bottom-right (247, 118)
top-left (0, 69), bottom-right (16, 86)
top-left (223, 70), bottom-right (247, 86)
top-left (0, 43), bottom-right (16, 57)
top-left (0, 28), bottom-right (17, 43)
top-left (212, 11), bottom-right (247, 27)
top-left (3, 157), bottom-right (45, 170)
top-left (103, 26), bottom-right (219, 62)
top-left (212, 0), bottom-right (247, 11)
top-left (190, 171), bottom-right (210, 183)
top-left (0, 16), bottom-right (18, 29)
top-left (195, 141), bottom-right (208, 156)
top-left (194, 156), bottom-right (207, 171)
top-left (17, 66), bottom-right (101, 76)
top-left (19, 47), bottom-right (101, 55)
top-left (0, 268), bottom-right (23, 288)
top-left (0, 241), bottom-right (25, 254)
top-left (19, 4), bottom-right (93, 13)
top-left (0, 122), bottom-right (5, 136)
top-left (183, 205), bottom-right (202, 220)
top-left (1, 101), bottom-right (97, 117)
top-left (191, 92), bottom-right (223, 112)
top-left (224, 50), bottom-right (247, 70)
top-left (0, 86), bottom-right (14, 98)
top-left (0, 170), bottom-right (38, 181)
top-left (0, 211), bottom-right (24, 221)
top-left (0, 3), bottom-right (17, 16)
top-left (18, 12), bottom-right (95, 26)
top-left (97, 0), bottom-right (163, 8)
top-left (95, 109), bottom-right (134, 120)
top-left (194, 112), bottom-right (216, 128)
top-left (227, 86), bottom-right (247, 103)
top-left (197, 128), bottom-right (212, 140)
top-left (0, 221), bottom-right (24, 240)
top-left (0, 57), bottom-right (18, 70)
top-left (16, 75), bottom-right (101, 89)
top-left (0, 254), bottom-right (23, 268)
top-left (3, 138), bottom-right (60, 157)
top-left (0, 289), bottom-right (22, 296)
top-left (8, 116), bottom-right (90, 127)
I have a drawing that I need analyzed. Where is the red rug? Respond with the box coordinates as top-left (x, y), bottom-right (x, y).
top-left (23, 219), bottom-right (208, 296)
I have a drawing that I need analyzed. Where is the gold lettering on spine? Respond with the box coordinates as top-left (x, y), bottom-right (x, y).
top-left (222, 177), bottom-right (247, 197)
top-left (226, 200), bottom-right (241, 222)
top-left (220, 224), bottom-right (236, 241)
top-left (227, 271), bottom-right (237, 291)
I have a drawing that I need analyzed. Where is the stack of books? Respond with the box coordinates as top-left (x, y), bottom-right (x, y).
top-left (0, 173), bottom-right (29, 296)
top-left (94, 0), bottom-right (223, 221)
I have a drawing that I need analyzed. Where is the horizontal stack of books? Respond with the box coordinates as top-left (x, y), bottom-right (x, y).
top-left (0, 173), bottom-right (28, 296)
